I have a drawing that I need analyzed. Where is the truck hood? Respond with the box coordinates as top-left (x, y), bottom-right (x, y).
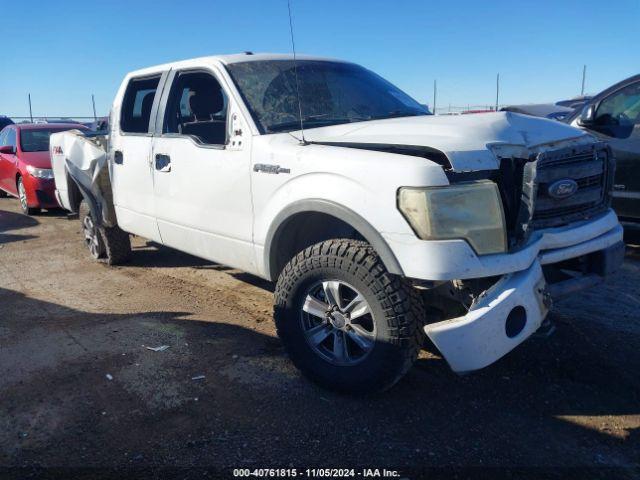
top-left (19, 151), bottom-right (52, 169)
top-left (303, 111), bottom-right (590, 171)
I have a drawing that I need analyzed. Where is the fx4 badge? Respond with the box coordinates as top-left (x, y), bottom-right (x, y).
top-left (253, 164), bottom-right (290, 175)
top-left (548, 178), bottom-right (578, 199)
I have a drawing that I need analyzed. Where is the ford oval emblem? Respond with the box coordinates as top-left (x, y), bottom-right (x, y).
top-left (548, 178), bottom-right (578, 199)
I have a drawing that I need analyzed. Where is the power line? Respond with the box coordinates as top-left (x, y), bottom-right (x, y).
top-left (433, 80), bottom-right (437, 114)
top-left (495, 73), bottom-right (500, 111)
top-left (91, 94), bottom-right (97, 121)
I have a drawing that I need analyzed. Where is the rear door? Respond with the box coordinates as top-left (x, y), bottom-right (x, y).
top-left (110, 72), bottom-right (168, 241)
top-left (150, 67), bottom-right (255, 272)
top-left (588, 80), bottom-right (640, 221)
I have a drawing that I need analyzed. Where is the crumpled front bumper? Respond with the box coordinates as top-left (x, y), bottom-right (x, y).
top-left (424, 234), bottom-right (625, 373)
top-left (424, 261), bottom-right (548, 373)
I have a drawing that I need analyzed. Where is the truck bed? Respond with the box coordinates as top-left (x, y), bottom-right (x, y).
top-left (50, 130), bottom-right (117, 226)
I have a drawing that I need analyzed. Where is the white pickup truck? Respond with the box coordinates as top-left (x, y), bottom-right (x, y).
top-left (51, 53), bottom-right (624, 393)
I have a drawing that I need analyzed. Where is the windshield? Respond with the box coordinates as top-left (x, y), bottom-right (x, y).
top-left (20, 127), bottom-right (80, 152)
top-left (226, 60), bottom-right (429, 133)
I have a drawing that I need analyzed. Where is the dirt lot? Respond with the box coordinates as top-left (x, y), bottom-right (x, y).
top-left (0, 197), bottom-right (639, 479)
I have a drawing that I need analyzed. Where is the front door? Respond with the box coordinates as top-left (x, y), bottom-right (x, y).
top-left (151, 68), bottom-right (255, 272)
top-left (589, 80), bottom-right (640, 221)
top-left (110, 73), bottom-right (167, 241)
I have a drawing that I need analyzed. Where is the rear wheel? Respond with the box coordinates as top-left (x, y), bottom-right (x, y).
top-left (79, 200), bottom-right (131, 265)
top-left (274, 239), bottom-right (424, 393)
top-left (17, 177), bottom-right (40, 215)
top-left (80, 201), bottom-right (105, 259)
top-left (0, 189), bottom-right (7, 198)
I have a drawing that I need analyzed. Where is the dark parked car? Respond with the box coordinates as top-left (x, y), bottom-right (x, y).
top-left (0, 116), bottom-right (14, 131)
top-left (556, 95), bottom-right (592, 110)
top-left (82, 117), bottom-right (109, 131)
top-left (565, 74), bottom-right (640, 226)
top-left (501, 103), bottom-right (575, 121)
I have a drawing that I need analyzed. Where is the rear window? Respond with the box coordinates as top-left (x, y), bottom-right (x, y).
top-left (20, 128), bottom-right (81, 152)
top-left (120, 76), bottom-right (161, 134)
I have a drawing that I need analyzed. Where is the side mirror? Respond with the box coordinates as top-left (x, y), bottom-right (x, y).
top-left (0, 145), bottom-right (15, 154)
top-left (577, 104), bottom-right (595, 126)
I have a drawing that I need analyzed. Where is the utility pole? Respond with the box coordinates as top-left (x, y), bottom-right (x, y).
top-left (91, 94), bottom-right (97, 120)
top-left (495, 73), bottom-right (500, 111)
top-left (433, 80), bottom-right (437, 115)
top-left (28, 94), bottom-right (33, 122)
top-left (581, 65), bottom-right (587, 96)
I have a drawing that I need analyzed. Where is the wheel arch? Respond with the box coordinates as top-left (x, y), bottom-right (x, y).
top-left (65, 170), bottom-right (84, 212)
top-left (264, 199), bottom-right (404, 281)
top-left (71, 177), bottom-right (101, 226)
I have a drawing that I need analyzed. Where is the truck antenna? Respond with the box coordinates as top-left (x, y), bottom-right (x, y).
top-left (287, 0), bottom-right (308, 145)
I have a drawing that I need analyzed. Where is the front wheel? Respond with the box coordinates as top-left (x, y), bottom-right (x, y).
top-left (17, 177), bottom-right (40, 215)
top-left (274, 239), bottom-right (425, 393)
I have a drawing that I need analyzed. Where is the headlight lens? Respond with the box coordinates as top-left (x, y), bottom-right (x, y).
top-left (398, 180), bottom-right (507, 255)
top-left (26, 165), bottom-right (54, 179)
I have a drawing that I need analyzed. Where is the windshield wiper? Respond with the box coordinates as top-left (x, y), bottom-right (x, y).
top-left (267, 116), bottom-right (362, 133)
top-left (371, 110), bottom-right (427, 120)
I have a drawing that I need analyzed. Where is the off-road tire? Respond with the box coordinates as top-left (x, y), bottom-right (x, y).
top-left (274, 239), bottom-right (425, 393)
top-left (79, 200), bottom-right (131, 265)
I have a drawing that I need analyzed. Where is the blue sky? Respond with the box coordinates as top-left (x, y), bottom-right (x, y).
top-left (1, 0), bottom-right (638, 118)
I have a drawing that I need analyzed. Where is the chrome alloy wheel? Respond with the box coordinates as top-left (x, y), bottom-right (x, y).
top-left (300, 280), bottom-right (376, 366)
top-left (18, 179), bottom-right (28, 213)
top-left (82, 212), bottom-right (102, 259)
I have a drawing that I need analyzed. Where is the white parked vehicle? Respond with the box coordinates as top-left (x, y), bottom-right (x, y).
top-left (51, 53), bottom-right (624, 393)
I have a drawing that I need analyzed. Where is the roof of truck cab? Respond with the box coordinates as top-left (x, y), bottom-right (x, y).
top-left (126, 53), bottom-right (351, 77)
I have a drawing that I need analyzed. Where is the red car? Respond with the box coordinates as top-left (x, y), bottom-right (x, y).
top-left (0, 123), bottom-right (86, 215)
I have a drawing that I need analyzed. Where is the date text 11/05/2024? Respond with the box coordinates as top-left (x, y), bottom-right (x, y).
top-left (232, 468), bottom-right (402, 478)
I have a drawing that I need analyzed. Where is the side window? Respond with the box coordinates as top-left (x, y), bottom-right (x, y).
top-left (163, 71), bottom-right (228, 145)
top-left (120, 75), bottom-right (161, 134)
top-left (6, 129), bottom-right (17, 148)
top-left (595, 82), bottom-right (640, 127)
top-left (0, 129), bottom-right (7, 146)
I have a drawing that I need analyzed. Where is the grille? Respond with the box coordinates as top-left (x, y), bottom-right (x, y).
top-left (510, 142), bottom-right (614, 245)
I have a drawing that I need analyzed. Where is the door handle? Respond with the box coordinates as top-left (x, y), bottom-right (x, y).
top-left (114, 150), bottom-right (124, 165)
top-left (155, 153), bottom-right (171, 172)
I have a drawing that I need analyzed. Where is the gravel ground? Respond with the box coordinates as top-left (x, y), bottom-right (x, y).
top-left (0, 197), bottom-right (639, 479)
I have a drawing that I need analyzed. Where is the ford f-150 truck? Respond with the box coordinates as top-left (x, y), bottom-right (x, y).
top-left (50, 53), bottom-right (625, 393)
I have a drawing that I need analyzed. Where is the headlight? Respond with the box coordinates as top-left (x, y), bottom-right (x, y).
top-left (26, 165), bottom-right (54, 179)
top-left (398, 180), bottom-right (507, 255)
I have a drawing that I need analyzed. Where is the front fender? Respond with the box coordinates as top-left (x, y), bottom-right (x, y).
top-left (251, 136), bottom-right (451, 280)
top-left (263, 198), bottom-right (404, 280)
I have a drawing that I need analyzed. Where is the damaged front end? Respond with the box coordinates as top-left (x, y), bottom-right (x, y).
top-left (490, 138), bottom-right (616, 250)
top-left (353, 136), bottom-right (624, 374)
top-left (418, 237), bottom-right (624, 373)
top-left (422, 261), bottom-right (549, 373)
